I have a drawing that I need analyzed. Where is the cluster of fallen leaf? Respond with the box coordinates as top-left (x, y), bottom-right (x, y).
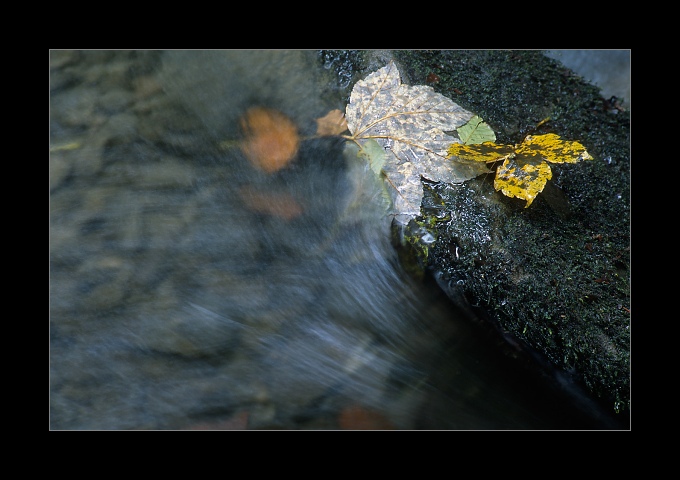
top-left (448, 130), bottom-right (592, 207)
top-left (239, 106), bottom-right (347, 174)
top-left (236, 61), bottom-right (592, 221)
top-left (343, 62), bottom-right (593, 215)
top-left (237, 107), bottom-right (348, 221)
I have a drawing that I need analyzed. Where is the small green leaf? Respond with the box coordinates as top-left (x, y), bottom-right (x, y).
top-left (456, 115), bottom-right (496, 145)
top-left (357, 139), bottom-right (386, 175)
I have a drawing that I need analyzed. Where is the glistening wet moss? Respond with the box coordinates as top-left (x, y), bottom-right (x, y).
top-left (393, 50), bottom-right (630, 418)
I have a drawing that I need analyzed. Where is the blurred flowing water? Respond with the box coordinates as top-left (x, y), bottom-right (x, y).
top-left (49, 50), bottom-right (621, 429)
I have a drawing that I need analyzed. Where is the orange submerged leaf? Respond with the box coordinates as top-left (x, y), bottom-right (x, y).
top-left (239, 186), bottom-right (304, 220)
top-left (240, 107), bottom-right (300, 173)
top-left (338, 405), bottom-right (395, 430)
top-left (315, 109), bottom-right (348, 136)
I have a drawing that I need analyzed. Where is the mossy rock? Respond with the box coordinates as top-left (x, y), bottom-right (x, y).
top-left (322, 50), bottom-right (630, 423)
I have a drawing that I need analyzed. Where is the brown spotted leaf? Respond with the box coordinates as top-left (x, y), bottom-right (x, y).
top-left (315, 109), bottom-right (348, 136)
top-left (345, 61), bottom-right (490, 222)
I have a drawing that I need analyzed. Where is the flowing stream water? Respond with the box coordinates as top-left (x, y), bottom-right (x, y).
top-left (50, 50), bottom-right (619, 429)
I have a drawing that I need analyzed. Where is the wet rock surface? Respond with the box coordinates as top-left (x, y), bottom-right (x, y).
top-left (387, 50), bottom-right (630, 419)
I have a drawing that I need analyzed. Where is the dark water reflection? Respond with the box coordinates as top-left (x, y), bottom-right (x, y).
top-left (49, 50), bottom-right (620, 429)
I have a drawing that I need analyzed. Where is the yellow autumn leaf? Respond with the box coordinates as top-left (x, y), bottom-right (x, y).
top-left (447, 142), bottom-right (515, 163)
top-left (447, 131), bottom-right (593, 207)
top-left (494, 155), bottom-right (552, 207)
top-left (515, 133), bottom-right (593, 164)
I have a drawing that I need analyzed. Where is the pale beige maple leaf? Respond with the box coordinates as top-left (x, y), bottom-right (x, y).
top-left (345, 61), bottom-right (490, 222)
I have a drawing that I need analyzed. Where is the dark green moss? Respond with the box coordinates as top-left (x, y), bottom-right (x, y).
top-left (392, 50), bottom-right (630, 418)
